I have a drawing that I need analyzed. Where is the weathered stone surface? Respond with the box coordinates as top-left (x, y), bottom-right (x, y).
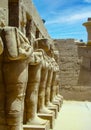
top-left (54, 39), bottom-right (91, 101)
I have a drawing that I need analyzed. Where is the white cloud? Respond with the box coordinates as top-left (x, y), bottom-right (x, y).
top-left (46, 12), bottom-right (91, 25)
top-left (46, 6), bottom-right (91, 25)
top-left (84, 0), bottom-right (91, 3)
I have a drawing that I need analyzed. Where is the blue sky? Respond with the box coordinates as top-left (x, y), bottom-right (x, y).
top-left (32, 0), bottom-right (91, 42)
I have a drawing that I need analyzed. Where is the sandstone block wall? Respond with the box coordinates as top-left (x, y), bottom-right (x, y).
top-left (54, 39), bottom-right (91, 101)
top-left (23, 0), bottom-right (51, 39)
top-left (0, 0), bottom-right (51, 41)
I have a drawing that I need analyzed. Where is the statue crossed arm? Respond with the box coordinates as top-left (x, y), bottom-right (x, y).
top-left (0, 27), bottom-right (33, 130)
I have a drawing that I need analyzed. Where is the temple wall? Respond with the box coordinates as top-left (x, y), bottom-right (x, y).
top-left (54, 39), bottom-right (91, 101)
top-left (0, 0), bottom-right (51, 40)
top-left (23, 0), bottom-right (51, 39)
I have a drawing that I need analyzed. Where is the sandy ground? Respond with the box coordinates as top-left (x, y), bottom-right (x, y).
top-left (53, 100), bottom-right (91, 130)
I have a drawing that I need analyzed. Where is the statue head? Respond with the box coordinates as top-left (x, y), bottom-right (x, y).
top-left (34, 38), bottom-right (50, 52)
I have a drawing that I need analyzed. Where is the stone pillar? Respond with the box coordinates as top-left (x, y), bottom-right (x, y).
top-left (83, 18), bottom-right (91, 45)
top-left (0, 27), bottom-right (33, 130)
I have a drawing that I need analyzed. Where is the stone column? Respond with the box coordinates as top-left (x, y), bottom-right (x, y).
top-left (83, 18), bottom-right (91, 45)
top-left (0, 27), bottom-right (33, 130)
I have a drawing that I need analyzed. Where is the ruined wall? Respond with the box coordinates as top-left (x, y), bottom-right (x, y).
top-left (54, 39), bottom-right (91, 101)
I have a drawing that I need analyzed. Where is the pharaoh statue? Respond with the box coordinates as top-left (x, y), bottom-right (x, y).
top-left (50, 53), bottom-right (63, 107)
top-left (53, 50), bottom-right (63, 102)
top-left (0, 27), bottom-right (33, 130)
top-left (45, 44), bottom-right (61, 108)
top-left (34, 38), bottom-right (53, 114)
top-left (51, 60), bottom-right (61, 104)
top-left (45, 49), bottom-right (57, 108)
top-left (25, 40), bottom-right (48, 125)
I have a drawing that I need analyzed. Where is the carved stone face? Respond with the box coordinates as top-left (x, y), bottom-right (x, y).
top-left (29, 51), bottom-right (43, 65)
top-left (34, 38), bottom-right (50, 52)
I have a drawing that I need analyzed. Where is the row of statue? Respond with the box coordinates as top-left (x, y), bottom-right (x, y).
top-left (0, 27), bottom-right (63, 130)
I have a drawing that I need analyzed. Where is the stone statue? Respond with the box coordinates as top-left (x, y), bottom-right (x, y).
top-left (55, 73), bottom-right (63, 103)
top-left (53, 50), bottom-right (63, 102)
top-left (45, 56), bottom-right (57, 108)
top-left (25, 49), bottom-right (47, 125)
top-left (50, 58), bottom-right (63, 106)
top-left (0, 27), bottom-right (33, 130)
top-left (34, 38), bottom-right (53, 114)
top-left (38, 53), bottom-right (53, 114)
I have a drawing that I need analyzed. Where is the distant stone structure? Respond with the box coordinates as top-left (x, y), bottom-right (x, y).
top-left (54, 37), bottom-right (91, 101)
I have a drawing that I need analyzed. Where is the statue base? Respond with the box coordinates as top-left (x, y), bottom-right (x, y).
top-left (23, 121), bottom-right (50, 130)
top-left (53, 101), bottom-right (61, 112)
top-left (38, 112), bottom-right (55, 129)
top-left (47, 105), bottom-right (58, 118)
